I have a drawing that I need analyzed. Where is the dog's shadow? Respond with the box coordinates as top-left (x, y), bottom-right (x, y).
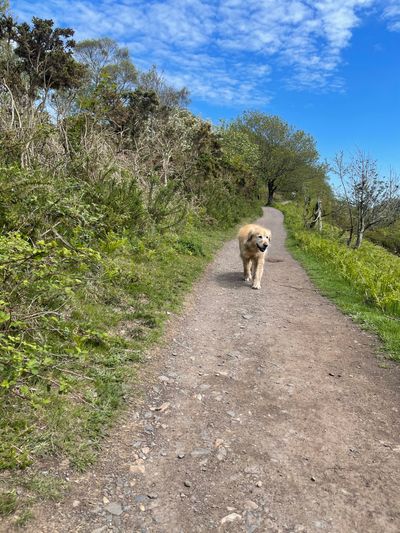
top-left (215, 271), bottom-right (247, 289)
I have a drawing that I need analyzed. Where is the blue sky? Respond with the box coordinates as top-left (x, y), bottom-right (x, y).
top-left (10, 0), bottom-right (400, 185)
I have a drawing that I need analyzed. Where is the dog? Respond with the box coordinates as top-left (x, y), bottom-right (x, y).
top-left (238, 224), bottom-right (271, 289)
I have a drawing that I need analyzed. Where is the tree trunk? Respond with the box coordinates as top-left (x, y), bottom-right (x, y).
top-left (355, 218), bottom-right (365, 249)
top-left (355, 230), bottom-right (364, 248)
top-left (266, 181), bottom-right (276, 206)
top-left (309, 199), bottom-right (322, 231)
top-left (346, 226), bottom-right (354, 247)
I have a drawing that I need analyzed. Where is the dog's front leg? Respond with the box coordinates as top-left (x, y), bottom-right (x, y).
top-left (243, 258), bottom-right (252, 282)
top-left (251, 257), bottom-right (265, 290)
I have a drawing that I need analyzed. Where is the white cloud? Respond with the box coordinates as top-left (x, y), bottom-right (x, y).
top-left (382, 0), bottom-right (400, 31)
top-left (11, 0), bottom-right (384, 104)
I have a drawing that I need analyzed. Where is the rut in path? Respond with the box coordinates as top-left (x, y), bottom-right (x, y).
top-left (19, 208), bottom-right (400, 533)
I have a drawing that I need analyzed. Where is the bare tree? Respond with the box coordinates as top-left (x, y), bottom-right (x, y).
top-left (336, 150), bottom-right (400, 248)
top-left (331, 151), bottom-right (355, 245)
top-left (138, 66), bottom-right (189, 109)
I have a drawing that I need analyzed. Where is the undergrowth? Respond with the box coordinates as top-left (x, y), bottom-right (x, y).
top-left (0, 163), bottom-right (262, 521)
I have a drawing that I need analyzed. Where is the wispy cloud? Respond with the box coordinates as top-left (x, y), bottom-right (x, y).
top-left (382, 0), bottom-right (400, 31)
top-left (11, 0), bottom-right (386, 105)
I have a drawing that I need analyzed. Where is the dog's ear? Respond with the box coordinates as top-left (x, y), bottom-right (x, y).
top-left (247, 230), bottom-right (254, 242)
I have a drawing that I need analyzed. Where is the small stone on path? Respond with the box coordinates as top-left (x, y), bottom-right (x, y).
top-left (244, 500), bottom-right (259, 511)
top-left (130, 464), bottom-right (146, 474)
top-left (221, 512), bottom-right (242, 524)
top-left (217, 446), bottom-right (227, 461)
top-left (104, 502), bottom-right (123, 516)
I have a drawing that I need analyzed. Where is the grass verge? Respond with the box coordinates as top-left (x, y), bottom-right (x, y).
top-left (279, 204), bottom-right (400, 361)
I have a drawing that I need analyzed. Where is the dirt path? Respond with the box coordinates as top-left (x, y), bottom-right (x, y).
top-left (21, 208), bottom-right (400, 532)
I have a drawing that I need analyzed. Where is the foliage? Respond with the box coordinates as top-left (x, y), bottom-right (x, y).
top-left (0, 10), bottom-right (326, 523)
top-left (0, 20), bottom-right (338, 530)
top-left (367, 222), bottom-right (400, 255)
top-left (225, 111), bottom-right (330, 206)
top-left (75, 37), bottom-right (137, 91)
top-left (0, 15), bottom-right (85, 103)
top-left (138, 65), bottom-right (190, 108)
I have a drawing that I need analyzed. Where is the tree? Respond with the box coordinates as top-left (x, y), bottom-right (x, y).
top-left (331, 151), bottom-right (355, 245)
top-left (138, 66), bottom-right (189, 109)
top-left (74, 38), bottom-right (137, 92)
top-left (0, 0), bottom-right (9, 16)
top-left (219, 120), bottom-right (263, 199)
top-left (0, 16), bottom-right (85, 106)
top-left (335, 150), bottom-right (400, 248)
top-left (232, 111), bottom-right (324, 205)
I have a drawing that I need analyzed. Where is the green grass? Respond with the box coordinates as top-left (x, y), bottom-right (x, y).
top-left (18, 474), bottom-right (67, 501)
top-left (279, 204), bottom-right (400, 361)
top-left (0, 491), bottom-right (17, 516)
top-left (0, 205), bottom-right (262, 524)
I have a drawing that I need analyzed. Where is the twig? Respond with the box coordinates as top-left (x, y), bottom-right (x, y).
top-left (52, 366), bottom-right (95, 381)
top-left (51, 228), bottom-right (78, 251)
top-left (18, 310), bottom-right (62, 321)
top-left (278, 283), bottom-right (316, 292)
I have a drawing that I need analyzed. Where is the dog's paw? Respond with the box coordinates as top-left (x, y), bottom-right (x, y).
top-left (244, 276), bottom-right (252, 282)
top-left (251, 283), bottom-right (261, 290)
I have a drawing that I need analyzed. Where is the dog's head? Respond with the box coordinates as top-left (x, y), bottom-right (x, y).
top-left (247, 228), bottom-right (271, 252)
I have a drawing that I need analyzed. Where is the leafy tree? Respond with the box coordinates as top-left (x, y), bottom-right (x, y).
top-left (75, 37), bottom-right (137, 92)
top-left (0, 0), bottom-right (8, 16)
top-left (233, 111), bottom-right (325, 205)
top-left (0, 16), bottom-right (85, 105)
top-left (127, 87), bottom-right (159, 128)
top-left (0, 15), bottom-right (24, 97)
top-left (219, 120), bottom-right (264, 200)
top-left (75, 40), bottom-right (188, 139)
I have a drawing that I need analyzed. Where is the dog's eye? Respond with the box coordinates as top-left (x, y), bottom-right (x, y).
top-left (258, 235), bottom-right (262, 238)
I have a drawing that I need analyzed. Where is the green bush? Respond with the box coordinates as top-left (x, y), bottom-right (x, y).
top-left (367, 225), bottom-right (400, 256)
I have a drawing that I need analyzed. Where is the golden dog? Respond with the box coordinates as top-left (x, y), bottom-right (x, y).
top-left (238, 224), bottom-right (271, 289)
